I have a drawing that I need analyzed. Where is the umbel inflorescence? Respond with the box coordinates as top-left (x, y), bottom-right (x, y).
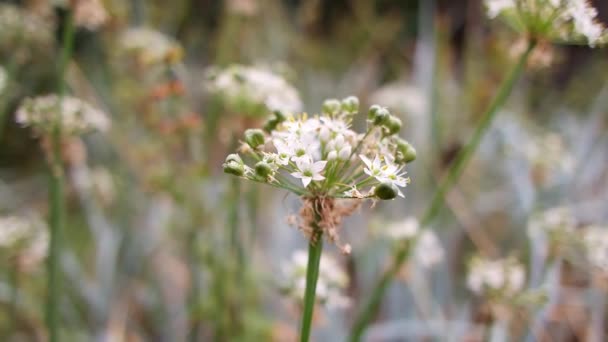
top-left (485, 0), bottom-right (608, 46)
top-left (223, 96), bottom-right (416, 251)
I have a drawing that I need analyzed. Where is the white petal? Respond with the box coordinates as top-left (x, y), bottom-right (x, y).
top-left (302, 176), bottom-right (312, 187)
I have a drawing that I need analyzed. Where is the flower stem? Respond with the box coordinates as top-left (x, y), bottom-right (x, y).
top-left (46, 9), bottom-right (75, 342)
top-left (348, 38), bottom-right (536, 342)
top-left (300, 208), bottom-right (324, 342)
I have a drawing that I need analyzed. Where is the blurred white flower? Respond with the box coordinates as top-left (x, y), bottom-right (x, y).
top-left (382, 216), bottom-right (420, 241)
top-left (0, 4), bottom-right (55, 64)
top-left (118, 28), bottom-right (183, 65)
top-left (369, 82), bottom-right (427, 118)
top-left (205, 64), bottom-right (302, 116)
top-left (467, 256), bottom-right (525, 296)
top-left (527, 206), bottom-right (576, 240)
top-left (413, 230), bottom-right (444, 269)
top-left (281, 249), bottom-right (350, 308)
top-left (0, 215), bottom-right (48, 267)
top-left (485, 0), bottom-right (608, 47)
top-left (16, 94), bottom-right (110, 135)
top-left (583, 225), bottom-right (608, 271)
top-left (524, 132), bottom-right (575, 185)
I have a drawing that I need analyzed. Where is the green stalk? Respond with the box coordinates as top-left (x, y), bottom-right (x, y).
top-left (348, 38), bottom-right (536, 342)
top-left (300, 206), bottom-right (324, 342)
top-left (46, 10), bottom-right (75, 342)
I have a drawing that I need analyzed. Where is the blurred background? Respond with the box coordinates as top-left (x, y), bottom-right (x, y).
top-left (1, 0), bottom-right (608, 341)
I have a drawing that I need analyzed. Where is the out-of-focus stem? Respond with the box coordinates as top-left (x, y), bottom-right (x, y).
top-left (300, 205), bottom-right (323, 342)
top-left (349, 38), bottom-right (537, 342)
top-left (46, 9), bottom-right (75, 342)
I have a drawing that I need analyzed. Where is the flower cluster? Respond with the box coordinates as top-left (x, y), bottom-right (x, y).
top-left (381, 216), bottom-right (420, 241)
top-left (0, 215), bottom-right (48, 267)
top-left (467, 256), bottom-right (526, 297)
top-left (369, 82), bottom-right (427, 119)
top-left (16, 94), bottom-right (110, 136)
top-left (485, 0), bottom-right (608, 47)
top-left (0, 4), bottom-right (55, 64)
top-left (524, 132), bottom-right (574, 185)
top-left (205, 64), bottom-right (302, 117)
top-left (53, 0), bottom-right (108, 30)
top-left (413, 230), bottom-right (445, 269)
top-left (527, 206), bottom-right (576, 245)
top-left (583, 225), bottom-right (608, 272)
top-left (223, 96), bottom-right (416, 200)
top-left (118, 28), bottom-right (184, 66)
top-left (280, 250), bottom-right (350, 309)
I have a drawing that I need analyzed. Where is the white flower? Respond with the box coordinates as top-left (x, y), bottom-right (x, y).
top-left (361, 154), bottom-right (383, 178)
top-left (16, 95), bottom-right (110, 135)
top-left (583, 225), bottom-right (608, 271)
top-left (467, 256), bottom-right (526, 296)
top-left (527, 206), bottom-right (576, 240)
top-left (414, 231), bottom-right (444, 269)
top-left (485, 0), bottom-right (514, 18)
top-left (118, 28), bottom-right (182, 65)
top-left (205, 64), bottom-right (302, 116)
top-left (0, 215), bottom-right (48, 267)
top-left (291, 156), bottom-right (327, 188)
top-left (383, 217), bottom-right (419, 240)
top-left (484, 0), bottom-right (608, 47)
top-left (281, 250), bottom-right (350, 308)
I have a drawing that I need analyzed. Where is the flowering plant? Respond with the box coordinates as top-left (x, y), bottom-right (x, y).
top-left (223, 95), bottom-right (415, 341)
top-left (223, 96), bottom-right (415, 201)
top-left (485, 0), bottom-right (608, 46)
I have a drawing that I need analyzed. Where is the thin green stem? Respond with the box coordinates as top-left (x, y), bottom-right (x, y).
top-left (348, 38), bottom-right (536, 342)
top-left (300, 207), bottom-right (324, 342)
top-left (46, 10), bottom-right (75, 342)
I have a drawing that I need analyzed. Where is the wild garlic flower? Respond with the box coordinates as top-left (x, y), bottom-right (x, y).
top-left (369, 82), bottom-right (427, 119)
top-left (381, 216), bottom-right (420, 241)
top-left (118, 28), bottom-right (184, 65)
top-left (205, 64), bottom-right (302, 117)
top-left (280, 250), bottom-right (350, 309)
top-left (485, 0), bottom-right (608, 47)
top-left (53, 0), bottom-right (108, 30)
top-left (524, 132), bottom-right (574, 185)
top-left (0, 215), bottom-right (48, 267)
top-left (467, 256), bottom-right (526, 297)
top-left (413, 230), bottom-right (444, 269)
top-left (223, 97), bottom-right (415, 200)
top-left (527, 206), bottom-right (576, 240)
top-left (583, 225), bottom-right (608, 272)
top-left (16, 95), bottom-right (110, 135)
top-left (0, 4), bottom-right (55, 64)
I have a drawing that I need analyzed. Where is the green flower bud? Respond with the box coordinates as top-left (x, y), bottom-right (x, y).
top-left (273, 110), bottom-right (286, 123)
top-left (223, 161), bottom-right (245, 176)
top-left (396, 139), bottom-right (416, 164)
top-left (322, 98), bottom-right (341, 115)
top-left (263, 118), bottom-right (279, 132)
top-left (374, 182), bottom-right (399, 200)
top-left (244, 128), bottom-right (265, 149)
top-left (368, 104), bottom-right (382, 120)
top-left (383, 115), bottom-right (402, 136)
top-left (254, 161), bottom-right (273, 178)
top-left (225, 153), bottom-right (243, 164)
top-left (372, 107), bottom-right (390, 126)
top-left (341, 96), bottom-right (359, 114)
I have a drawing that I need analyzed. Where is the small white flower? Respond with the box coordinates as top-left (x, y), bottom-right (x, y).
top-left (360, 154), bottom-right (383, 178)
top-left (414, 231), bottom-right (444, 269)
top-left (467, 256), bottom-right (526, 296)
top-left (383, 217), bottom-right (419, 240)
top-left (291, 156), bottom-right (327, 188)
